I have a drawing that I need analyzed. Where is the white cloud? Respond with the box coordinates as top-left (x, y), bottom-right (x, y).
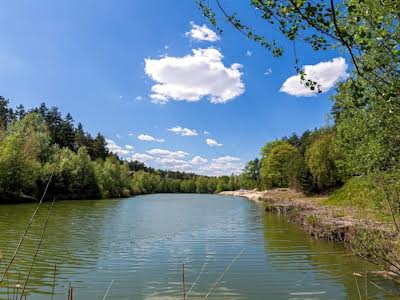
top-left (106, 139), bottom-right (133, 158)
top-left (190, 156), bottom-right (208, 165)
top-left (147, 148), bottom-right (189, 159)
top-left (203, 130), bottom-right (211, 135)
top-left (246, 50), bottom-right (252, 56)
top-left (212, 156), bottom-right (240, 163)
top-left (137, 134), bottom-right (165, 142)
top-left (280, 57), bottom-right (349, 97)
top-left (199, 156), bottom-right (244, 176)
top-left (156, 158), bottom-right (193, 172)
top-left (186, 22), bottom-right (220, 42)
top-left (264, 68), bottom-right (272, 76)
top-left (168, 126), bottom-right (198, 137)
top-left (135, 96), bottom-right (143, 101)
top-left (129, 153), bottom-right (154, 162)
top-left (206, 138), bottom-right (223, 147)
top-left (125, 145), bottom-right (134, 150)
top-left (144, 48), bottom-right (244, 104)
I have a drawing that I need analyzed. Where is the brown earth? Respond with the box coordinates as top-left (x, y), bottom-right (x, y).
top-left (219, 188), bottom-right (393, 242)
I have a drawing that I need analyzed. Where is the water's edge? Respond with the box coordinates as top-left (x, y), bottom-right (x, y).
top-left (219, 190), bottom-right (398, 277)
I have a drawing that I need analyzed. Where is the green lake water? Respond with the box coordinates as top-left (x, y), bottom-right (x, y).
top-left (0, 194), bottom-right (397, 299)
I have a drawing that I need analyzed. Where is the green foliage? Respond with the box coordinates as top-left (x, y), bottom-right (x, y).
top-left (196, 176), bottom-right (209, 193)
top-left (47, 147), bottom-right (100, 200)
top-left (334, 80), bottom-right (400, 177)
top-left (326, 176), bottom-right (385, 210)
top-left (0, 100), bottom-right (235, 202)
top-left (305, 132), bottom-right (339, 190)
top-left (287, 151), bottom-right (316, 194)
top-left (0, 113), bottom-right (50, 202)
top-left (131, 171), bottom-right (163, 195)
top-left (94, 156), bottom-right (131, 198)
top-left (242, 158), bottom-right (260, 188)
top-left (180, 179), bottom-right (197, 193)
top-left (260, 141), bottom-right (298, 188)
top-left (238, 173), bottom-right (257, 190)
top-left (0, 96), bottom-right (15, 130)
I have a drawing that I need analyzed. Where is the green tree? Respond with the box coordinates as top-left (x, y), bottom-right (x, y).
top-left (48, 147), bottom-right (100, 200)
top-left (334, 80), bottom-right (400, 177)
top-left (92, 133), bottom-right (108, 160)
top-left (305, 132), bottom-right (339, 190)
top-left (180, 179), bottom-right (197, 193)
top-left (243, 158), bottom-right (260, 181)
top-left (260, 142), bottom-right (298, 188)
top-left (287, 153), bottom-right (316, 194)
top-left (0, 96), bottom-right (14, 129)
top-left (196, 176), bottom-right (209, 193)
top-left (94, 156), bottom-right (130, 198)
top-left (0, 113), bottom-right (50, 201)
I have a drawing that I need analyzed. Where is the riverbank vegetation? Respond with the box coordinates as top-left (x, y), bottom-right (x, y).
top-left (196, 0), bottom-right (400, 274)
top-left (0, 99), bottom-right (241, 203)
top-left (197, 0), bottom-right (400, 216)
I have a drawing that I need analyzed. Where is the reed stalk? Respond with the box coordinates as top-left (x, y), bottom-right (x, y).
top-left (51, 264), bottom-right (57, 300)
top-left (0, 171), bottom-right (55, 285)
top-left (102, 280), bottom-right (114, 300)
top-left (182, 263), bottom-right (186, 300)
top-left (19, 199), bottom-right (55, 300)
top-left (204, 249), bottom-right (244, 300)
top-left (186, 262), bottom-right (206, 298)
top-left (354, 274), bottom-right (362, 300)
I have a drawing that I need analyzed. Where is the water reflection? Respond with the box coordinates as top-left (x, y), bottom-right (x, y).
top-left (0, 194), bottom-right (397, 299)
top-left (261, 205), bottom-right (398, 299)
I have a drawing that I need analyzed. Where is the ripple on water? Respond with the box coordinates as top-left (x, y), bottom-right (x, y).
top-left (0, 194), bottom-right (397, 299)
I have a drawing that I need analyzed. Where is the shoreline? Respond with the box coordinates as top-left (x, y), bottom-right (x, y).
top-left (220, 189), bottom-right (400, 278)
top-left (220, 188), bottom-right (393, 243)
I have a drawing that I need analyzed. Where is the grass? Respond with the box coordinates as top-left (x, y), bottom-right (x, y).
top-left (322, 176), bottom-right (396, 223)
top-left (325, 176), bottom-right (386, 210)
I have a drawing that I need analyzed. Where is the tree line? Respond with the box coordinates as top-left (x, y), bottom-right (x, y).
top-left (197, 0), bottom-right (400, 199)
top-left (0, 98), bottom-right (240, 203)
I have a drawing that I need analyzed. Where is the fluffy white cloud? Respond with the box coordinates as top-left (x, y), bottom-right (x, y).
top-left (147, 148), bottom-right (189, 159)
top-left (106, 139), bottom-right (133, 157)
top-left (203, 130), bottom-right (211, 135)
top-left (130, 153), bottom-right (154, 162)
top-left (212, 156), bottom-right (240, 163)
top-left (186, 22), bottom-right (220, 42)
top-left (137, 134), bottom-right (165, 142)
top-left (246, 50), bottom-right (252, 56)
top-left (190, 156), bottom-right (208, 165)
top-left (168, 126), bottom-right (198, 136)
top-left (206, 138), bottom-right (223, 147)
top-left (155, 158), bottom-right (193, 172)
top-left (280, 57), bottom-right (349, 97)
top-left (144, 48), bottom-right (244, 104)
top-left (199, 156), bottom-right (244, 176)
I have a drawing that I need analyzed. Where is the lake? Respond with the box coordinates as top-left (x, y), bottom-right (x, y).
top-left (0, 194), bottom-right (397, 299)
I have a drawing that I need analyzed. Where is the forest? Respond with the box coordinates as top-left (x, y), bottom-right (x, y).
top-left (0, 98), bottom-right (246, 203)
top-left (1, 0), bottom-right (399, 210)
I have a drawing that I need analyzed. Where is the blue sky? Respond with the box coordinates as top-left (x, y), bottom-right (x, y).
top-left (0, 0), bottom-right (349, 175)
